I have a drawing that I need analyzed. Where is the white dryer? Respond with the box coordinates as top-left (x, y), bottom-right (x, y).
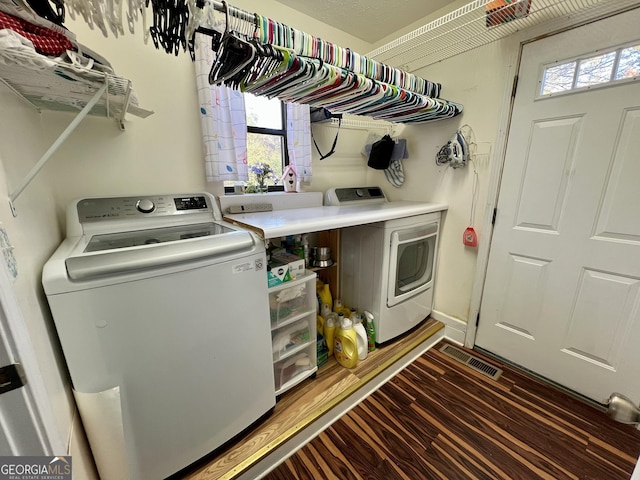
top-left (328, 187), bottom-right (442, 344)
top-left (42, 193), bottom-right (275, 479)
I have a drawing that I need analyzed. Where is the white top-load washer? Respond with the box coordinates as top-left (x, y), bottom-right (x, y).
top-left (43, 193), bottom-right (275, 480)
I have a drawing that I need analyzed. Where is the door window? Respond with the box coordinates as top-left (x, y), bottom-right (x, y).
top-left (538, 40), bottom-right (640, 98)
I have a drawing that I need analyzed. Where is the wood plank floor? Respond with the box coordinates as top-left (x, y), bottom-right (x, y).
top-left (180, 318), bottom-right (444, 480)
top-left (264, 341), bottom-right (640, 480)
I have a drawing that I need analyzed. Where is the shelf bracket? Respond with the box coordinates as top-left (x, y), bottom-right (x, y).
top-left (8, 82), bottom-right (108, 217)
top-left (118, 80), bottom-right (133, 131)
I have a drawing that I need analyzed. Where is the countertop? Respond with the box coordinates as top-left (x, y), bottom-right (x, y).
top-left (223, 201), bottom-right (448, 238)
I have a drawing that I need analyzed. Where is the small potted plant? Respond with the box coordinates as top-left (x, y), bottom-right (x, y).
top-left (248, 162), bottom-right (275, 193)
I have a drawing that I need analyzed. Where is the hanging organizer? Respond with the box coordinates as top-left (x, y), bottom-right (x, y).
top-left (0, 47), bottom-right (153, 216)
top-left (195, 0), bottom-right (463, 125)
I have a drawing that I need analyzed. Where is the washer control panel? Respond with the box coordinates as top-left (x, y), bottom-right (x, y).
top-left (77, 194), bottom-right (213, 223)
top-left (325, 186), bottom-right (387, 205)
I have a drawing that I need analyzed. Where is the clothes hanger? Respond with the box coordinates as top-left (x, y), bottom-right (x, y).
top-left (224, 13), bottom-right (267, 89)
top-left (276, 59), bottom-right (330, 101)
top-left (195, 4), bottom-right (458, 123)
top-left (241, 46), bottom-right (292, 92)
top-left (25, 0), bottom-right (65, 25)
top-left (208, 2), bottom-right (256, 85)
top-left (104, 0), bottom-right (123, 37)
top-left (259, 57), bottom-right (317, 99)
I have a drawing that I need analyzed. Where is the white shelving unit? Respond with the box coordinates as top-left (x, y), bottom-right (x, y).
top-left (368, 0), bottom-right (640, 73)
top-left (0, 48), bottom-right (153, 215)
top-left (269, 271), bottom-right (318, 396)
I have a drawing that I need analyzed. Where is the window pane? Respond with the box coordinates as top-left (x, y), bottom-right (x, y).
top-left (576, 52), bottom-right (616, 88)
top-left (541, 62), bottom-right (576, 95)
top-left (245, 93), bottom-right (283, 129)
top-left (615, 44), bottom-right (640, 80)
top-left (247, 133), bottom-right (284, 185)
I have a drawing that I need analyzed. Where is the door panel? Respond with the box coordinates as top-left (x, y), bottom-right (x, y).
top-left (516, 116), bottom-right (582, 231)
top-left (594, 108), bottom-right (640, 242)
top-left (476, 8), bottom-right (640, 403)
top-left (563, 269), bottom-right (639, 369)
top-left (498, 254), bottom-right (548, 338)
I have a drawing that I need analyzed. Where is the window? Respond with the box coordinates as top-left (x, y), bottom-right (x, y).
top-left (539, 41), bottom-right (640, 98)
top-left (245, 93), bottom-right (288, 192)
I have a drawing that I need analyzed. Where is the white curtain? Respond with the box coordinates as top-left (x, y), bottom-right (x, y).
top-left (194, 33), bottom-right (248, 182)
top-left (195, 33), bottom-right (313, 184)
top-left (286, 103), bottom-right (312, 183)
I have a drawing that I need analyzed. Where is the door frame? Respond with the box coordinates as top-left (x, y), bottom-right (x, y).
top-left (0, 248), bottom-right (65, 454)
top-left (465, 5), bottom-right (640, 349)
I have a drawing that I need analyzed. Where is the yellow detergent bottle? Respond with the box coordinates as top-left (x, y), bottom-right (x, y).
top-left (318, 283), bottom-right (333, 311)
top-left (317, 315), bottom-right (325, 336)
top-left (334, 314), bottom-right (358, 369)
top-left (324, 314), bottom-right (337, 357)
top-left (333, 299), bottom-right (343, 313)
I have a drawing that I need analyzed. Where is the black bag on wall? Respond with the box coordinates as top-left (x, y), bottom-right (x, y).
top-left (367, 135), bottom-right (395, 170)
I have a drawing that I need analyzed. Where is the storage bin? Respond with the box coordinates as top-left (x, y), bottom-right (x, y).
top-left (269, 274), bottom-right (314, 327)
top-left (272, 319), bottom-right (311, 361)
top-left (274, 351), bottom-right (313, 391)
top-left (269, 271), bottom-right (318, 395)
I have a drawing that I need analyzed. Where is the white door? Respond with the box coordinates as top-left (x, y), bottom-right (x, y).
top-left (476, 9), bottom-right (640, 404)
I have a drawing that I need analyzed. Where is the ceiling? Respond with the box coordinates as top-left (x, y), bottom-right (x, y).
top-left (273, 0), bottom-right (456, 44)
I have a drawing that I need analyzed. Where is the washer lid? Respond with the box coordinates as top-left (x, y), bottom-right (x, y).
top-left (84, 222), bottom-right (234, 252)
top-left (65, 226), bottom-right (255, 281)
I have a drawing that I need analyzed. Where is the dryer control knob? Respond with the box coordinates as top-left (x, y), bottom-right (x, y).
top-left (136, 199), bottom-right (155, 213)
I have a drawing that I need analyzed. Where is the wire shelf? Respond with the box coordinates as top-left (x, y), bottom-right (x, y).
top-left (368, 0), bottom-right (640, 72)
top-left (0, 49), bottom-right (153, 119)
top-left (331, 115), bottom-right (395, 131)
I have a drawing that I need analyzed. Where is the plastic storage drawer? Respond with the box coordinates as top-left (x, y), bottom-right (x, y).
top-left (273, 346), bottom-right (315, 392)
top-left (269, 271), bottom-right (316, 328)
top-left (272, 318), bottom-right (312, 361)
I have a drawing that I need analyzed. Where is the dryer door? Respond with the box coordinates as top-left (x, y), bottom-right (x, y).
top-left (387, 222), bottom-right (438, 307)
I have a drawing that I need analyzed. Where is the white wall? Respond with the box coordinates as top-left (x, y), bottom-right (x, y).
top-left (384, 41), bottom-right (517, 322)
top-left (0, 91), bottom-right (98, 476)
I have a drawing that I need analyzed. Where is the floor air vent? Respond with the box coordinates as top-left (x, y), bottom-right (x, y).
top-left (439, 344), bottom-right (503, 381)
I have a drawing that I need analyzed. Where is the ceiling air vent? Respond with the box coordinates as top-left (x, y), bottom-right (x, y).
top-left (439, 344), bottom-right (503, 381)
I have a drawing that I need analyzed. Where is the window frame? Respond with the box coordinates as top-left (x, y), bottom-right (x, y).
top-left (536, 40), bottom-right (640, 100)
top-left (247, 100), bottom-right (289, 192)
top-left (225, 99), bottom-right (289, 194)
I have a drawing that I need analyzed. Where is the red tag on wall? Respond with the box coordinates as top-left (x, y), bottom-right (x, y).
top-left (463, 227), bottom-right (478, 247)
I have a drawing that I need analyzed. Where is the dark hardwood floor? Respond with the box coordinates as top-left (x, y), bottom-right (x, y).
top-left (264, 341), bottom-right (640, 480)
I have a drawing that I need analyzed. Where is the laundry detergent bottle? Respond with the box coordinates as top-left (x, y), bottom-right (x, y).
top-left (334, 315), bottom-right (358, 369)
top-left (324, 314), bottom-right (337, 357)
top-left (333, 299), bottom-right (343, 313)
top-left (352, 314), bottom-right (368, 361)
top-left (318, 284), bottom-right (333, 311)
top-left (321, 303), bottom-right (332, 320)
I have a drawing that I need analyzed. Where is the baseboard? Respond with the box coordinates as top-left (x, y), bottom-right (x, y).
top-left (430, 310), bottom-right (467, 346)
